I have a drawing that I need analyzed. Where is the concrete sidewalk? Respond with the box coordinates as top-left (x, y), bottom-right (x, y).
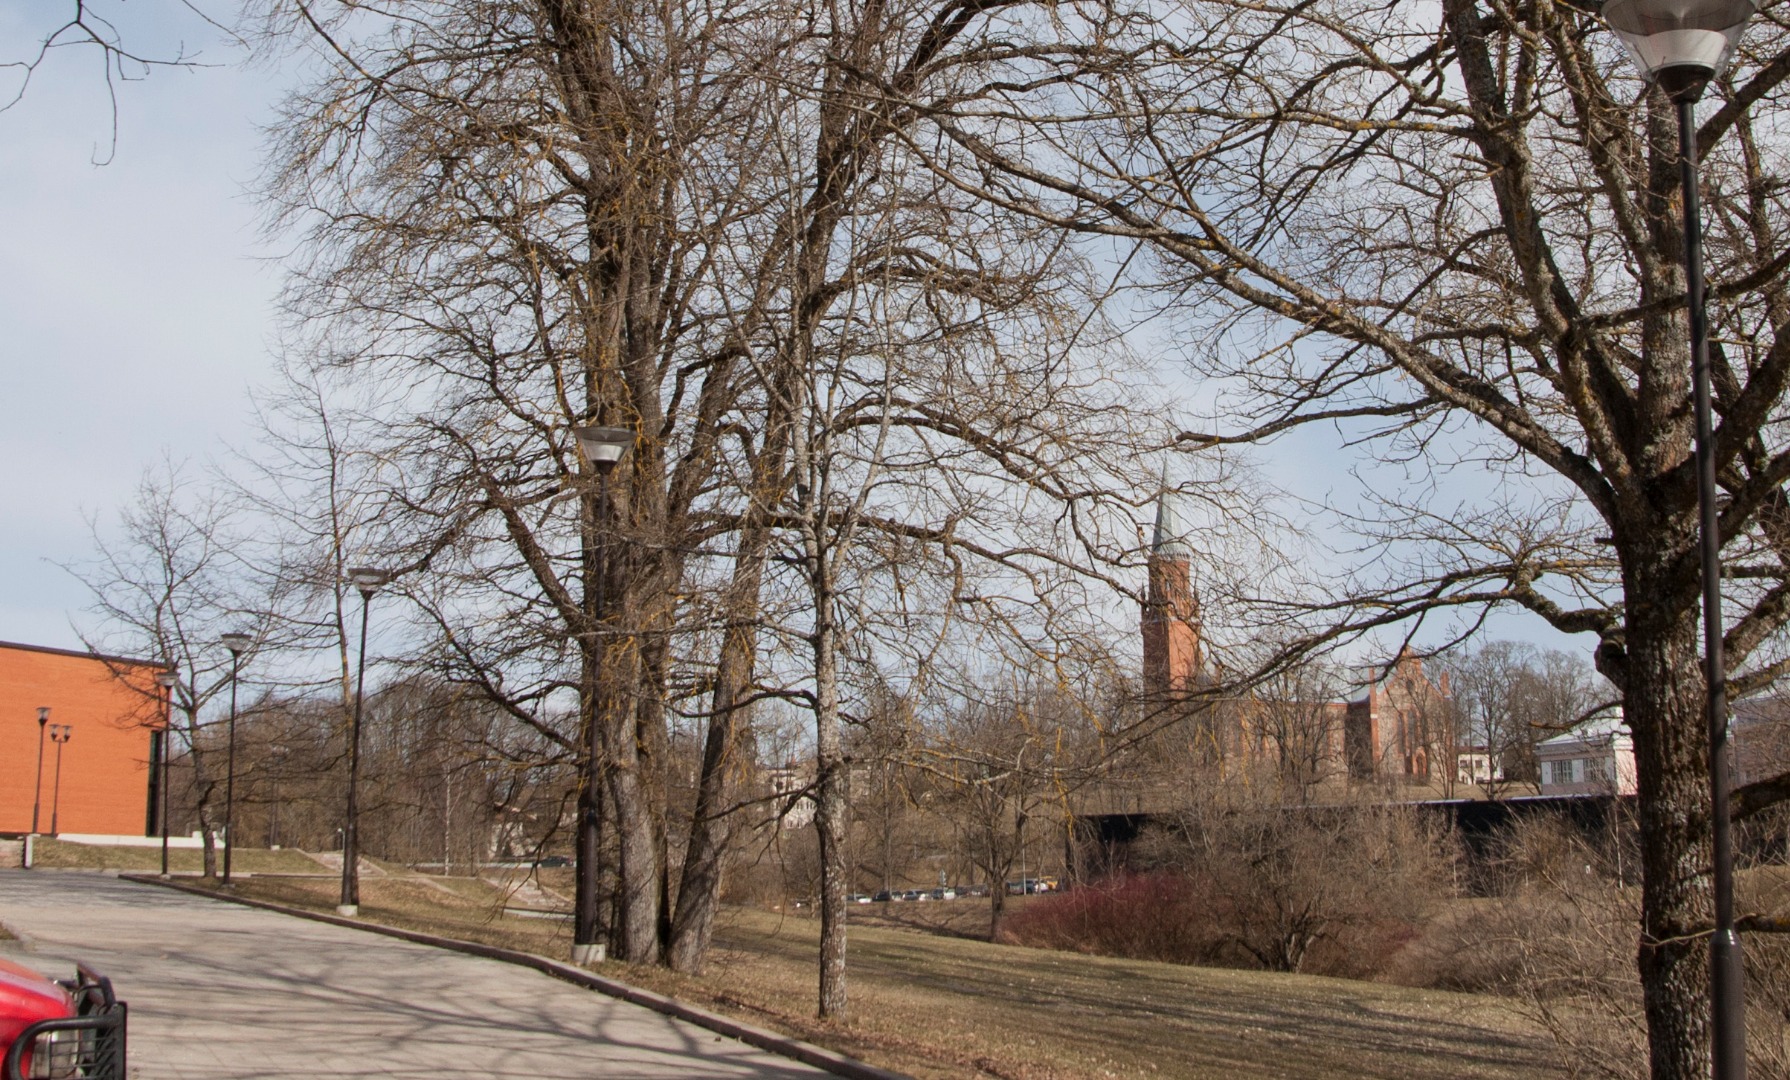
top-left (0, 870), bottom-right (828, 1079)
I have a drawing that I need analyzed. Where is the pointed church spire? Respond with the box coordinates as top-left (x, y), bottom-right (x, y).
top-left (1151, 483), bottom-right (1193, 560)
top-left (1143, 473), bottom-right (1203, 695)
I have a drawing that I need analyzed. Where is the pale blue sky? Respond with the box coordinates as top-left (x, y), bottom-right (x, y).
top-left (0, 4), bottom-right (1592, 672)
top-left (0, 6), bottom-right (283, 650)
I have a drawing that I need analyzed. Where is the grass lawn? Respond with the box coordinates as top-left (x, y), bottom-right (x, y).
top-left (28, 839), bottom-right (328, 876)
top-left (183, 873), bottom-right (1556, 1080)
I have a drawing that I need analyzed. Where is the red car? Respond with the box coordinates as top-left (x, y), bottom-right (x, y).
top-left (0, 958), bottom-right (125, 1079)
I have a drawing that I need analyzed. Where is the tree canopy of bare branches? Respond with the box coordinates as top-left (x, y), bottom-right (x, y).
top-left (906, 0), bottom-right (1790, 1074)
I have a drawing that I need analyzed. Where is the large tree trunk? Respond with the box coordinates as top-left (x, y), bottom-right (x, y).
top-left (1621, 567), bottom-right (1716, 1080)
top-left (574, 645), bottom-right (605, 954)
top-left (666, 531), bottom-right (769, 972)
top-left (603, 630), bottom-right (663, 964)
top-left (813, 591), bottom-right (849, 1019)
top-left (190, 741), bottom-right (219, 880)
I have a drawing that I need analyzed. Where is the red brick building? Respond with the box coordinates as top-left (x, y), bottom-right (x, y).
top-left (0, 641), bottom-right (166, 836)
top-left (1343, 649), bottom-right (1452, 781)
top-left (1141, 493), bottom-right (1205, 695)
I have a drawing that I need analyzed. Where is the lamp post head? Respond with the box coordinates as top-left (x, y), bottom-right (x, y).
top-left (572, 425), bottom-right (632, 477)
top-left (155, 669), bottom-right (178, 690)
top-left (1602, 0), bottom-right (1756, 98)
top-left (346, 566), bottom-right (392, 599)
top-left (37, 707), bottom-right (48, 726)
top-left (220, 632), bottom-right (253, 657)
top-left (51, 724), bottom-right (71, 743)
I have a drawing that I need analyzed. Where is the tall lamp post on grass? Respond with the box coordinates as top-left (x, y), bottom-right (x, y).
top-left (338, 566), bottom-right (391, 918)
top-left (47, 725), bottom-right (72, 835)
top-left (570, 423), bottom-right (631, 965)
top-left (219, 631), bottom-right (254, 885)
top-left (155, 668), bottom-right (179, 878)
top-left (31, 708), bottom-right (49, 834)
top-left (1600, 2), bottom-right (1758, 1075)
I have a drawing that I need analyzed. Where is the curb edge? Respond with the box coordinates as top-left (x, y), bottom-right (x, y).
top-left (118, 874), bottom-right (908, 1080)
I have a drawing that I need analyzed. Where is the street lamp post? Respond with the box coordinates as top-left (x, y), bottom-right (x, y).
top-left (47, 725), bottom-right (72, 835)
top-left (155, 669), bottom-right (179, 878)
top-left (1600, 2), bottom-right (1758, 1075)
top-left (339, 566), bottom-right (391, 918)
top-left (219, 632), bottom-right (253, 886)
top-left (31, 708), bottom-right (49, 834)
top-left (570, 423), bottom-right (631, 965)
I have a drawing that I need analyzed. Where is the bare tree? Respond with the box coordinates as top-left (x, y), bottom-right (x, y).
top-left (921, 1), bottom-right (1790, 1072)
top-left (67, 463), bottom-right (260, 877)
top-left (1440, 641), bottom-right (1609, 798)
top-left (1249, 663), bottom-right (1350, 805)
top-left (4, 3), bottom-right (234, 161)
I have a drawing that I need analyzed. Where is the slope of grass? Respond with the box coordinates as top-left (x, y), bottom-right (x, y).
top-left (200, 874), bottom-right (1555, 1080)
top-left (30, 839), bottom-right (326, 875)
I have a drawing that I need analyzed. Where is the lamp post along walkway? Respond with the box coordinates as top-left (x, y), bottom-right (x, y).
top-left (31, 708), bottom-right (49, 834)
top-left (1600, 2), bottom-right (1758, 1075)
top-left (155, 668), bottom-right (179, 879)
top-left (220, 632), bottom-right (253, 885)
top-left (47, 725), bottom-right (71, 835)
top-left (339, 567), bottom-right (391, 918)
top-left (570, 424), bottom-right (631, 966)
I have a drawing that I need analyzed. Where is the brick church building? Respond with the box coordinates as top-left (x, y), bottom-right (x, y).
top-left (1140, 492), bottom-right (1450, 786)
top-left (1141, 491), bottom-right (1205, 696)
top-left (0, 640), bottom-right (166, 836)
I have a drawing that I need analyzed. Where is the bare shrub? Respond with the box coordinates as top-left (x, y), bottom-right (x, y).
top-left (1017, 799), bottom-right (1449, 979)
top-left (1166, 800), bottom-right (1450, 978)
top-left (1420, 813), bottom-right (1790, 1080)
top-left (998, 873), bottom-right (1230, 965)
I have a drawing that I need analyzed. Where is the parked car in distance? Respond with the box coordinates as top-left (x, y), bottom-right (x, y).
top-left (848, 894), bottom-right (873, 904)
top-left (533, 854), bottom-right (571, 868)
top-left (0, 959), bottom-right (126, 1080)
top-left (872, 890), bottom-right (893, 903)
top-left (900, 889), bottom-right (923, 902)
top-left (929, 887), bottom-right (957, 901)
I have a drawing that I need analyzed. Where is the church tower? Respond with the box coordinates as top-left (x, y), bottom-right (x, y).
top-left (1142, 491), bottom-right (1204, 695)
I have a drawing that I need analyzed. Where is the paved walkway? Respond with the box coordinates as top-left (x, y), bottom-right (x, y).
top-left (0, 871), bottom-right (828, 1080)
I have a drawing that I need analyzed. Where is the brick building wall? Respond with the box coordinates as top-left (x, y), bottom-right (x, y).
top-left (0, 641), bottom-right (163, 836)
top-left (1343, 649), bottom-right (1451, 781)
top-left (1142, 492), bottom-right (1204, 696)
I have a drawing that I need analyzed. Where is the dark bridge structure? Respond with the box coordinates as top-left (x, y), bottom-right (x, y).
top-left (1070, 794), bottom-right (1643, 888)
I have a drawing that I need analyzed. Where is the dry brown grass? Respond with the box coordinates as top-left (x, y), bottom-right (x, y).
top-left (29, 839), bottom-right (328, 875)
top-left (191, 873), bottom-right (1556, 1080)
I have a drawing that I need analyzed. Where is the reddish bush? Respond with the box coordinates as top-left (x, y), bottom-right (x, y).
top-left (998, 873), bottom-right (1239, 966)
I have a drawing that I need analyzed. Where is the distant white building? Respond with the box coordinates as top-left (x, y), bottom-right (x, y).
top-left (1537, 702), bottom-right (1789, 798)
top-left (1538, 712), bottom-right (1637, 796)
top-left (765, 762), bottom-right (816, 829)
top-left (1455, 749), bottom-right (1503, 786)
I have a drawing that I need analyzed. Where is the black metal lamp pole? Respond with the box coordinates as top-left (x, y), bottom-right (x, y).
top-left (31, 708), bottom-right (49, 834)
top-left (220, 632), bottom-right (253, 885)
top-left (570, 424), bottom-right (631, 966)
top-left (1672, 81), bottom-right (1750, 1079)
top-left (155, 669), bottom-right (179, 878)
top-left (339, 567), bottom-right (391, 918)
top-left (1601, 2), bottom-right (1757, 1075)
top-left (47, 725), bottom-right (71, 835)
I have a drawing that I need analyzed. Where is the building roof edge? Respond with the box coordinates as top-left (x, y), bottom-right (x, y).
top-left (0, 638), bottom-right (161, 670)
